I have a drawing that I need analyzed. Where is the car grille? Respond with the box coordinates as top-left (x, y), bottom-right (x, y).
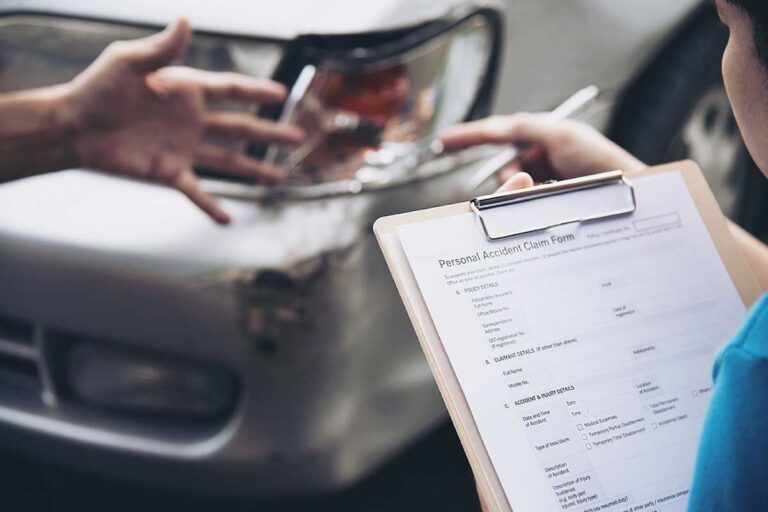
top-left (0, 311), bottom-right (42, 392)
top-left (0, 307), bottom-right (238, 450)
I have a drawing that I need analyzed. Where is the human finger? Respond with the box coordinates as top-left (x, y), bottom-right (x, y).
top-left (439, 113), bottom-right (558, 151)
top-left (496, 171), bottom-right (534, 192)
top-left (159, 67), bottom-right (288, 104)
top-left (194, 144), bottom-right (285, 183)
top-left (498, 160), bottom-right (524, 184)
top-left (205, 111), bottom-right (305, 145)
top-left (477, 484), bottom-right (490, 512)
top-left (121, 18), bottom-right (192, 71)
top-left (497, 144), bottom-right (551, 184)
top-left (173, 166), bottom-right (231, 225)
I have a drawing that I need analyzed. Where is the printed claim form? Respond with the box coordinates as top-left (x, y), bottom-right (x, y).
top-left (396, 171), bottom-right (747, 512)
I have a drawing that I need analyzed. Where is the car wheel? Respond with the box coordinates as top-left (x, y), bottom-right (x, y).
top-left (608, 5), bottom-right (768, 240)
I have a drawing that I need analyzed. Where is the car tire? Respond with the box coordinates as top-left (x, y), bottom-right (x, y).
top-left (608, 4), bottom-right (768, 240)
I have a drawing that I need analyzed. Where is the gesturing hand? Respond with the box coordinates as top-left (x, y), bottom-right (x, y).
top-left (67, 18), bottom-right (304, 224)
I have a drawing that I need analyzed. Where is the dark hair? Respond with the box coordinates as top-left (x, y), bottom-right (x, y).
top-left (727, 0), bottom-right (768, 71)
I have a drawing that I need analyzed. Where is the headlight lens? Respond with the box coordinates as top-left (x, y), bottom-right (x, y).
top-left (265, 13), bottom-right (495, 189)
top-left (0, 15), bottom-right (282, 92)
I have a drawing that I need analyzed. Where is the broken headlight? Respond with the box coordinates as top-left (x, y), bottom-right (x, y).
top-left (0, 10), bottom-right (500, 199)
top-left (256, 9), bottom-right (500, 196)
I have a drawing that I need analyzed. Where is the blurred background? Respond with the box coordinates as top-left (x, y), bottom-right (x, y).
top-left (0, 0), bottom-right (764, 510)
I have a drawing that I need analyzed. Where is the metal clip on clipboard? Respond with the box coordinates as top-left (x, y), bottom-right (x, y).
top-left (470, 170), bottom-right (637, 241)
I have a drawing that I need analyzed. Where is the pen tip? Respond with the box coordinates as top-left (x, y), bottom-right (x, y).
top-left (430, 139), bottom-right (445, 156)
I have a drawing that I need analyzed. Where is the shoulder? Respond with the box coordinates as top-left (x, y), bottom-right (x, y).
top-left (714, 293), bottom-right (768, 377)
top-left (689, 295), bottom-right (768, 510)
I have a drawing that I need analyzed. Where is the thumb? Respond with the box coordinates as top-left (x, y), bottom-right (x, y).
top-left (497, 171), bottom-right (534, 193)
top-left (125, 17), bottom-right (191, 71)
top-left (497, 160), bottom-right (523, 185)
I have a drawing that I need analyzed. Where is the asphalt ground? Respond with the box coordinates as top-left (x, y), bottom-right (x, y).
top-left (3, 421), bottom-right (482, 512)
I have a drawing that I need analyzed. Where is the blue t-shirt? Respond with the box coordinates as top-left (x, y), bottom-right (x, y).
top-left (688, 293), bottom-right (768, 510)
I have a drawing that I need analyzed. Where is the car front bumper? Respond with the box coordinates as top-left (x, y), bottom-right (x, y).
top-left (0, 147), bottom-right (500, 493)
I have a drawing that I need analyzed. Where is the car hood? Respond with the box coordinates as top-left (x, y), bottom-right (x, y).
top-left (0, 0), bottom-right (469, 39)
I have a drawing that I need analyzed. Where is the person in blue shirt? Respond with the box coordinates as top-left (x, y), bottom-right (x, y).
top-left (441, 0), bottom-right (768, 509)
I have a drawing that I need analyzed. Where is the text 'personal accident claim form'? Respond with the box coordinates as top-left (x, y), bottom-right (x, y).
top-left (397, 172), bottom-right (746, 512)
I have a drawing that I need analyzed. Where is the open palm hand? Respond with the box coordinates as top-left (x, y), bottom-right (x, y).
top-left (67, 19), bottom-right (303, 224)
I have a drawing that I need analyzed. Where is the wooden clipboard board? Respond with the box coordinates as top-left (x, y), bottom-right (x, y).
top-left (373, 160), bottom-right (761, 512)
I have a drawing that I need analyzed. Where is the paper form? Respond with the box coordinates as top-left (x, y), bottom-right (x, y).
top-left (397, 172), bottom-right (746, 512)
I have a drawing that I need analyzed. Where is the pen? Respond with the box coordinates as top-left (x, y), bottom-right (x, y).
top-left (465, 85), bottom-right (600, 190)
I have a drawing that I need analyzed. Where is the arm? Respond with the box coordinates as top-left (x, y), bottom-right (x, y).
top-left (0, 18), bottom-right (304, 224)
top-left (0, 85), bottom-right (80, 182)
top-left (440, 114), bottom-right (768, 291)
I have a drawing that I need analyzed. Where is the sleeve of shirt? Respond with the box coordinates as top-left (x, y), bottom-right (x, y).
top-left (688, 296), bottom-right (768, 511)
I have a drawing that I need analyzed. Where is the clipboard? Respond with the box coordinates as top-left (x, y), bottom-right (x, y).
top-left (373, 160), bottom-right (761, 512)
